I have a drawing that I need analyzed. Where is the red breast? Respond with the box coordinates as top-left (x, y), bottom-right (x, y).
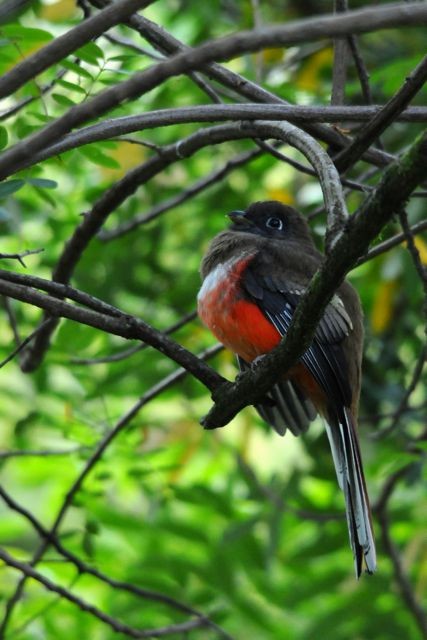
top-left (197, 253), bottom-right (327, 412)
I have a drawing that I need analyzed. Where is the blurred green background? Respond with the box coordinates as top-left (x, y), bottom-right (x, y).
top-left (0, 1), bottom-right (426, 638)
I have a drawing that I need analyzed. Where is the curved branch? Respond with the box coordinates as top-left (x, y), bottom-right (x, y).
top-left (239, 120), bottom-right (347, 248)
top-left (16, 103), bottom-right (427, 174)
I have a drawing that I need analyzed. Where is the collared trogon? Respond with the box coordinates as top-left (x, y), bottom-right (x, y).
top-left (197, 200), bottom-right (376, 577)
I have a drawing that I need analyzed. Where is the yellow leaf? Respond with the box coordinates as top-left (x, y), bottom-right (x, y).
top-left (99, 141), bottom-right (146, 179)
top-left (265, 188), bottom-right (294, 205)
top-left (412, 236), bottom-right (427, 265)
top-left (296, 47), bottom-right (333, 92)
top-left (371, 280), bottom-right (398, 334)
top-left (39, 0), bottom-right (78, 22)
top-left (262, 47), bottom-right (284, 64)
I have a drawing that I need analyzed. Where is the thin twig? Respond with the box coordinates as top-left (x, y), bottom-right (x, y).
top-left (358, 219), bottom-right (427, 265)
top-left (0, 318), bottom-right (52, 369)
top-left (100, 146), bottom-right (264, 241)
top-left (0, 446), bottom-right (90, 459)
top-left (373, 464), bottom-right (427, 639)
top-left (0, 248), bottom-right (44, 267)
top-left (374, 345), bottom-right (427, 438)
top-left (0, 547), bottom-right (215, 639)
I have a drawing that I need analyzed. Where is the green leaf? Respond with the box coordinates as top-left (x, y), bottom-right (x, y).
top-left (79, 146), bottom-right (120, 169)
top-left (57, 79), bottom-right (87, 95)
top-left (75, 42), bottom-right (104, 66)
top-left (27, 178), bottom-right (58, 190)
top-left (0, 179), bottom-right (25, 197)
top-left (61, 59), bottom-right (93, 79)
top-left (51, 93), bottom-right (76, 107)
top-left (0, 25), bottom-right (53, 43)
top-left (0, 126), bottom-right (7, 150)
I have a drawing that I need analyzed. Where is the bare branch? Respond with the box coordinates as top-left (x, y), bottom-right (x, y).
top-left (359, 219), bottom-right (427, 264)
top-left (15, 103), bottom-right (427, 173)
top-left (99, 146), bottom-right (263, 241)
top-left (238, 120), bottom-right (348, 248)
top-left (331, 0), bottom-right (350, 107)
top-left (374, 466), bottom-right (427, 639)
top-left (70, 310), bottom-right (197, 365)
top-left (0, 318), bottom-right (52, 369)
top-left (0, 248), bottom-right (44, 267)
top-left (0, 447), bottom-right (89, 459)
top-left (375, 345), bottom-right (427, 438)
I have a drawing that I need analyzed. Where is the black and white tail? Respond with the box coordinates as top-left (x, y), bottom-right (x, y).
top-left (324, 407), bottom-right (376, 577)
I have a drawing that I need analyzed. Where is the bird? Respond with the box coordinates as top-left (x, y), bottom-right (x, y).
top-left (197, 200), bottom-right (376, 577)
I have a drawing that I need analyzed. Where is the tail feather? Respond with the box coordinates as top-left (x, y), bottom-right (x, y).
top-left (237, 357), bottom-right (316, 436)
top-left (324, 408), bottom-right (376, 577)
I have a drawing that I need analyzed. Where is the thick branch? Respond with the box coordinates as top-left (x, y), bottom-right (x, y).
top-left (10, 104), bottom-right (427, 173)
top-left (0, 272), bottom-right (224, 392)
top-left (104, 5), bottom-right (411, 169)
top-left (202, 130), bottom-right (427, 428)
top-left (0, 2), bottom-right (426, 179)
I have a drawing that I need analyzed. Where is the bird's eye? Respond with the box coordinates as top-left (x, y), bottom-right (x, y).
top-left (266, 217), bottom-right (283, 230)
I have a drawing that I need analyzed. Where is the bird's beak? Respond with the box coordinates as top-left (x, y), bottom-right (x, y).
top-left (228, 210), bottom-right (254, 229)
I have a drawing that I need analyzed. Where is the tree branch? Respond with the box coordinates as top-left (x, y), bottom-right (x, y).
top-left (374, 465), bottom-right (427, 639)
top-left (0, 271), bottom-right (224, 391)
top-left (18, 103), bottom-right (427, 175)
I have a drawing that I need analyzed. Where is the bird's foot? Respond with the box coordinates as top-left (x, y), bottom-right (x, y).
top-left (251, 354), bottom-right (266, 370)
